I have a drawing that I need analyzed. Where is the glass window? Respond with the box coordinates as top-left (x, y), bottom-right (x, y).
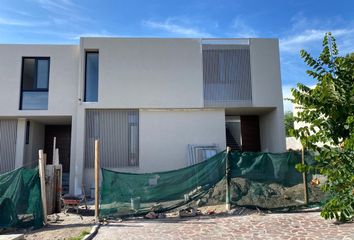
top-left (22, 58), bottom-right (35, 90)
top-left (21, 92), bottom-right (48, 110)
top-left (37, 59), bottom-right (49, 89)
top-left (84, 52), bottom-right (99, 102)
top-left (20, 57), bottom-right (50, 110)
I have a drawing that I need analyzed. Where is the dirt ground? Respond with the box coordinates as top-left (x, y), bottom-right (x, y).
top-left (11, 188), bottom-right (321, 240)
top-left (15, 204), bottom-right (248, 240)
top-left (16, 207), bottom-right (95, 240)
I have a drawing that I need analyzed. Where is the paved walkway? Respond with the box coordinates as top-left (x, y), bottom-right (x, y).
top-left (94, 212), bottom-right (354, 240)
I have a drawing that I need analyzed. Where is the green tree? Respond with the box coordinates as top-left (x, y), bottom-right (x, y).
top-left (284, 111), bottom-right (295, 137)
top-left (290, 32), bottom-right (354, 222)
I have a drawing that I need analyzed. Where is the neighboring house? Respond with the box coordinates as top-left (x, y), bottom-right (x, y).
top-left (0, 38), bottom-right (286, 194)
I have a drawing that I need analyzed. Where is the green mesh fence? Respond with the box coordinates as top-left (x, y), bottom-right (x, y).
top-left (228, 151), bottom-right (324, 209)
top-left (0, 167), bottom-right (44, 229)
top-left (100, 151), bottom-right (227, 217)
top-left (100, 150), bottom-right (325, 218)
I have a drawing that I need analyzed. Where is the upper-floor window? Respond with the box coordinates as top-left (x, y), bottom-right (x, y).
top-left (20, 57), bottom-right (50, 110)
top-left (84, 51), bottom-right (99, 102)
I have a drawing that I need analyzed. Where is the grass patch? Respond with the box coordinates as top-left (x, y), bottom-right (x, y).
top-left (68, 230), bottom-right (90, 240)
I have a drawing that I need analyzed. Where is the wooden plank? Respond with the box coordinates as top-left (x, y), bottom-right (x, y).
top-left (52, 137), bottom-right (56, 165)
top-left (54, 148), bottom-right (59, 165)
top-left (94, 139), bottom-right (100, 223)
top-left (38, 150), bottom-right (48, 225)
top-left (225, 146), bottom-right (231, 211)
top-left (0, 234), bottom-right (24, 240)
top-left (302, 146), bottom-right (309, 205)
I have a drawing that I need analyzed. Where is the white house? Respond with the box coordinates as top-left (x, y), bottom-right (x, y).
top-left (0, 38), bottom-right (286, 194)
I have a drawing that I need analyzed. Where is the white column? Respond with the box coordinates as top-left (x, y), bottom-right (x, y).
top-left (73, 109), bottom-right (85, 195)
top-left (15, 118), bottom-right (26, 168)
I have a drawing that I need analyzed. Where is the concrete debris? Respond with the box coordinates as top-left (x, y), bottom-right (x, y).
top-left (47, 214), bottom-right (61, 223)
top-left (179, 207), bottom-right (199, 217)
top-left (196, 198), bottom-right (207, 207)
top-left (144, 212), bottom-right (158, 219)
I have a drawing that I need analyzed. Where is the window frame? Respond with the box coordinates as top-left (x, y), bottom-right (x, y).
top-left (20, 57), bottom-right (50, 110)
top-left (84, 51), bottom-right (99, 102)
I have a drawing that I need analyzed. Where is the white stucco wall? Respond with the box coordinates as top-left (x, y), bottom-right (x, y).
top-left (139, 109), bottom-right (226, 172)
top-left (82, 109), bottom-right (226, 193)
top-left (24, 121), bottom-right (45, 166)
top-left (15, 119), bottom-right (26, 168)
top-left (0, 44), bottom-right (79, 116)
top-left (79, 38), bottom-right (204, 108)
top-left (249, 39), bottom-right (286, 152)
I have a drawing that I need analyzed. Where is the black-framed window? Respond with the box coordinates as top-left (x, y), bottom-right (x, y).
top-left (84, 51), bottom-right (99, 102)
top-left (20, 57), bottom-right (50, 110)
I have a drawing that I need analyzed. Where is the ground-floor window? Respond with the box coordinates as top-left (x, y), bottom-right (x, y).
top-left (85, 109), bottom-right (139, 168)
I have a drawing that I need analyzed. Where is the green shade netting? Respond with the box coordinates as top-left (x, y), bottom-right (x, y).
top-left (0, 167), bottom-right (44, 229)
top-left (100, 150), bottom-right (324, 218)
top-left (100, 151), bottom-right (227, 217)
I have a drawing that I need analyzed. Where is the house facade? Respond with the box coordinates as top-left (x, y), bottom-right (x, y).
top-left (0, 38), bottom-right (286, 195)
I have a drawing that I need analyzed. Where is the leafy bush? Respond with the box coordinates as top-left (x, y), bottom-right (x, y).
top-left (290, 33), bottom-right (354, 222)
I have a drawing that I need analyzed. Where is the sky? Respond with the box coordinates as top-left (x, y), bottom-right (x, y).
top-left (1, 0), bottom-right (353, 112)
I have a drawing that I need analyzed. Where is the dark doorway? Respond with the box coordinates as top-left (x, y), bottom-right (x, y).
top-left (240, 116), bottom-right (261, 152)
top-left (44, 125), bottom-right (71, 193)
top-left (44, 125), bottom-right (71, 172)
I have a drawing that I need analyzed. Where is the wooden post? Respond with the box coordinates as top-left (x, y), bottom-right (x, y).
top-left (302, 146), bottom-right (309, 205)
top-left (94, 140), bottom-right (100, 223)
top-left (54, 148), bottom-right (59, 165)
top-left (38, 150), bottom-right (48, 225)
top-left (43, 153), bottom-right (47, 166)
top-left (226, 146), bottom-right (231, 211)
top-left (52, 137), bottom-right (56, 164)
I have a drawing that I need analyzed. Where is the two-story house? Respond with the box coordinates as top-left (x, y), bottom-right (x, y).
top-left (0, 38), bottom-right (286, 194)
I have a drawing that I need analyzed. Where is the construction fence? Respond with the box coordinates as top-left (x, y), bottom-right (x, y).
top-left (0, 167), bottom-right (44, 229)
top-left (100, 150), bottom-right (325, 218)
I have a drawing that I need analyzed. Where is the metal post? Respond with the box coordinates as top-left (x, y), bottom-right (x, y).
top-left (226, 146), bottom-right (231, 211)
top-left (302, 146), bottom-right (309, 205)
top-left (38, 150), bottom-right (48, 225)
top-left (94, 139), bottom-right (100, 223)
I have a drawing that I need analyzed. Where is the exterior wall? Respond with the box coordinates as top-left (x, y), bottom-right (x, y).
top-left (0, 44), bottom-right (79, 193)
top-left (15, 119), bottom-right (26, 168)
top-left (0, 44), bottom-right (79, 116)
top-left (249, 39), bottom-right (286, 152)
top-left (79, 38), bottom-right (204, 108)
top-left (139, 109), bottom-right (226, 172)
top-left (24, 121), bottom-right (45, 167)
top-left (82, 109), bottom-right (226, 193)
top-left (259, 109), bottom-right (286, 152)
top-left (0, 38), bottom-right (286, 194)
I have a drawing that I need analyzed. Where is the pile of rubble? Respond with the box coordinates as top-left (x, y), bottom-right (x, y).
top-left (197, 178), bottom-right (325, 209)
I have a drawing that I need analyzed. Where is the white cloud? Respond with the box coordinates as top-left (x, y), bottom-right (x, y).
top-left (34, 0), bottom-right (77, 12)
top-left (0, 16), bottom-right (49, 26)
top-left (142, 19), bottom-right (212, 37)
top-left (70, 32), bottom-right (118, 40)
top-left (33, 0), bottom-right (89, 24)
top-left (280, 28), bottom-right (354, 53)
top-left (231, 17), bottom-right (258, 38)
